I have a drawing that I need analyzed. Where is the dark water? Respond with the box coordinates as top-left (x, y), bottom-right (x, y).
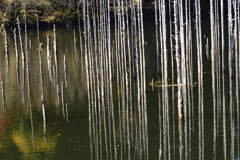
top-left (0, 21), bottom-right (239, 160)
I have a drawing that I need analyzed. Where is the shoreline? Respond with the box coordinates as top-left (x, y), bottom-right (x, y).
top-left (0, 0), bottom-right (223, 30)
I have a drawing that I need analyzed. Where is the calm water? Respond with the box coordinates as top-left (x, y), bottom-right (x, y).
top-left (0, 21), bottom-right (239, 160)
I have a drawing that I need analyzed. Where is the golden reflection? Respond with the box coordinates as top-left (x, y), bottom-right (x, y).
top-left (11, 122), bottom-right (57, 154)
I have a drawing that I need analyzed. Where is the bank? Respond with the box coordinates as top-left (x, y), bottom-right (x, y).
top-left (0, 0), bottom-right (225, 30)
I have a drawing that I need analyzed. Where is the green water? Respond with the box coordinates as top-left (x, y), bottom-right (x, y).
top-left (0, 22), bottom-right (239, 160)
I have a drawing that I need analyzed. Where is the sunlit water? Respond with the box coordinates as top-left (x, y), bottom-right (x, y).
top-left (0, 21), bottom-right (239, 160)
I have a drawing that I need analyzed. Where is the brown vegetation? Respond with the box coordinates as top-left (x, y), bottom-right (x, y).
top-left (0, 0), bottom-right (80, 28)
